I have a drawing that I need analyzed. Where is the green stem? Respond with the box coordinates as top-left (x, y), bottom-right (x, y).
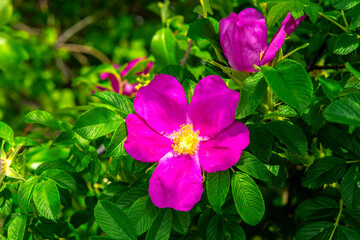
top-left (328, 199), bottom-right (343, 240)
top-left (319, 12), bottom-right (349, 33)
top-left (266, 86), bottom-right (274, 111)
top-left (346, 160), bottom-right (360, 164)
top-left (341, 10), bottom-right (350, 30)
top-left (283, 43), bottom-right (310, 59)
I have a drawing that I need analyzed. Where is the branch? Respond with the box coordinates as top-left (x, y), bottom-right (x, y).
top-left (56, 43), bottom-right (111, 63)
top-left (307, 64), bottom-right (345, 72)
top-left (56, 16), bottom-right (94, 45)
top-left (180, 40), bottom-right (193, 67)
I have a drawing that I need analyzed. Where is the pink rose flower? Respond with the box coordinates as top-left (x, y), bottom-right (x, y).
top-left (99, 57), bottom-right (153, 96)
top-left (219, 8), bottom-right (305, 72)
top-left (124, 74), bottom-right (250, 211)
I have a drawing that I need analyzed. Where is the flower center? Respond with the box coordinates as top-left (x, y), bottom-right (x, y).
top-left (171, 124), bottom-right (201, 156)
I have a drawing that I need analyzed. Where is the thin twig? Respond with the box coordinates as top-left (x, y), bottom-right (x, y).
top-left (180, 40), bottom-right (193, 67)
top-left (56, 43), bottom-right (111, 63)
top-left (307, 64), bottom-right (345, 72)
top-left (56, 16), bottom-right (94, 45)
top-left (319, 12), bottom-right (349, 33)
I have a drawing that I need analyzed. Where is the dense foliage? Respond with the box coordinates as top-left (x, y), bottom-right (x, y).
top-left (1, 0), bottom-right (360, 239)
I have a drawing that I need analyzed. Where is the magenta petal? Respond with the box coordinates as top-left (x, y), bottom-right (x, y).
top-left (285, 15), bottom-right (306, 36)
top-left (122, 81), bottom-right (138, 96)
top-left (260, 12), bottom-right (304, 66)
top-left (198, 121), bottom-right (249, 173)
top-left (187, 75), bottom-right (239, 139)
top-left (149, 152), bottom-right (203, 211)
top-left (124, 114), bottom-right (172, 162)
top-left (219, 9), bottom-right (267, 72)
top-left (121, 57), bottom-right (146, 77)
top-left (134, 74), bottom-right (188, 136)
top-left (100, 72), bottom-right (120, 93)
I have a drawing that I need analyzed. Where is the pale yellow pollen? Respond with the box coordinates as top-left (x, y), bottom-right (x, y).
top-left (171, 124), bottom-right (201, 156)
top-left (259, 49), bottom-right (265, 61)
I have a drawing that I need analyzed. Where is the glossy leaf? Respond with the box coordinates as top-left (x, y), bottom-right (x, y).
top-left (73, 107), bottom-right (122, 139)
top-left (341, 164), bottom-right (360, 208)
top-left (231, 172), bottom-right (265, 226)
top-left (262, 60), bottom-right (313, 114)
top-left (106, 122), bottom-right (127, 157)
top-left (145, 208), bottom-right (172, 240)
top-left (323, 93), bottom-right (360, 127)
top-left (41, 169), bottom-right (77, 191)
top-left (7, 215), bottom-right (27, 240)
top-left (235, 151), bottom-right (271, 182)
top-left (206, 170), bottom-right (230, 214)
top-left (18, 176), bottom-right (40, 214)
top-left (151, 28), bottom-right (178, 68)
top-left (23, 110), bottom-right (62, 130)
top-left (93, 91), bottom-right (134, 117)
top-left (0, 121), bottom-right (13, 144)
top-left (94, 200), bottom-right (137, 240)
top-left (33, 180), bottom-right (61, 220)
top-left (302, 157), bottom-right (346, 189)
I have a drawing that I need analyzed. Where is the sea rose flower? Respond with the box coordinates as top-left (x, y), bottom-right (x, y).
top-left (219, 8), bottom-right (305, 72)
top-left (124, 74), bottom-right (250, 211)
top-left (99, 57), bottom-right (153, 96)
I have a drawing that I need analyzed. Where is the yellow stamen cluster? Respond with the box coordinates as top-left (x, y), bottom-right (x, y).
top-left (171, 124), bottom-right (201, 156)
top-left (259, 49), bottom-right (265, 61)
top-left (135, 73), bottom-right (151, 90)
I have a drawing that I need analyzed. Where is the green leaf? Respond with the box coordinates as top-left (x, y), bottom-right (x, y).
top-left (261, 59), bottom-right (313, 114)
top-left (93, 91), bottom-right (134, 117)
top-left (115, 183), bottom-right (149, 208)
top-left (172, 210), bottom-right (190, 235)
top-left (0, 121), bottom-right (13, 144)
top-left (151, 28), bottom-right (178, 68)
top-left (7, 215), bottom-right (27, 240)
top-left (33, 180), bottom-right (61, 220)
top-left (106, 122), bottom-right (127, 157)
top-left (341, 164), bottom-right (360, 208)
top-left (0, 0), bottom-right (13, 28)
top-left (302, 157), bottom-right (347, 189)
top-left (309, 32), bottom-right (328, 52)
top-left (23, 110), bottom-right (62, 130)
top-left (348, 5), bottom-right (360, 30)
top-left (235, 151), bottom-right (271, 182)
top-left (94, 200), bottom-right (137, 240)
top-left (235, 72), bottom-right (267, 119)
top-left (323, 93), bottom-right (360, 127)
top-left (346, 62), bottom-right (360, 80)
top-left (145, 208), bottom-right (172, 240)
top-left (0, 189), bottom-right (12, 217)
top-left (332, 0), bottom-right (360, 10)
top-left (295, 221), bottom-right (333, 240)
top-left (231, 172), bottom-right (265, 226)
top-left (267, 3), bottom-right (289, 29)
top-left (304, 3), bottom-right (323, 24)
top-left (333, 34), bottom-right (359, 55)
top-left (127, 196), bottom-right (157, 236)
top-left (336, 225), bottom-right (360, 239)
top-left (266, 121), bottom-right (308, 156)
top-left (296, 196), bottom-right (339, 220)
top-left (187, 18), bottom-right (219, 47)
top-left (206, 215), bottom-right (224, 240)
top-left (41, 169), bottom-right (77, 191)
top-left (320, 78), bottom-right (345, 101)
top-left (343, 208), bottom-right (360, 233)
top-left (206, 170), bottom-right (230, 214)
top-left (18, 176), bottom-right (40, 214)
top-left (226, 222), bottom-right (246, 240)
top-left (73, 107), bottom-right (122, 139)
top-left (248, 125), bottom-right (273, 163)
top-left (264, 105), bottom-right (298, 120)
